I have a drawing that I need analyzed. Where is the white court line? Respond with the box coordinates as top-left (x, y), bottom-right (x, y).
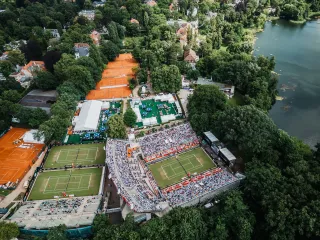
top-left (161, 166), bottom-right (169, 179)
top-left (43, 177), bottom-right (51, 193)
top-left (87, 173), bottom-right (92, 190)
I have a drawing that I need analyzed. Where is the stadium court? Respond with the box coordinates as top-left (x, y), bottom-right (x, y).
top-left (43, 143), bottom-right (105, 168)
top-left (0, 128), bottom-right (44, 185)
top-left (28, 168), bottom-right (102, 200)
top-left (148, 148), bottom-right (216, 188)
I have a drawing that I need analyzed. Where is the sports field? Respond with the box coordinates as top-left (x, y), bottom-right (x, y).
top-left (44, 143), bottom-right (105, 168)
top-left (28, 168), bottom-right (102, 200)
top-left (148, 148), bottom-right (216, 188)
top-left (0, 128), bottom-right (44, 185)
top-left (86, 53), bottom-right (137, 100)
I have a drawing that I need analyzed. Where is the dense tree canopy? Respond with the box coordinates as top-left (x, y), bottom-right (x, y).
top-left (107, 115), bottom-right (126, 139)
top-left (123, 107), bottom-right (137, 127)
top-left (151, 65), bottom-right (181, 93)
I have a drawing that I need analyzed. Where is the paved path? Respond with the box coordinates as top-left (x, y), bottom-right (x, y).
top-left (0, 148), bottom-right (47, 208)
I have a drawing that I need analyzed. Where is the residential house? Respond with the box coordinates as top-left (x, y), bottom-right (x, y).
top-left (173, 21), bottom-right (198, 47)
top-left (9, 61), bottom-right (45, 88)
top-left (146, 0), bottom-right (157, 7)
top-left (93, 0), bottom-right (106, 7)
top-left (3, 40), bottom-right (27, 51)
top-left (130, 18), bottom-right (139, 24)
top-left (0, 73), bottom-right (6, 81)
top-left (90, 30), bottom-right (101, 45)
top-left (0, 51), bottom-right (9, 60)
top-left (184, 49), bottom-right (199, 63)
top-left (206, 11), bottom-right (217, 20)
top-left (196, 77), bottom-right (235, 99)
top-left (44, 28), bottom-right (60, 39)
top-left (74, 43), bottom-right (90, 59)
top-left (78, 10), bottom-right (95, 21)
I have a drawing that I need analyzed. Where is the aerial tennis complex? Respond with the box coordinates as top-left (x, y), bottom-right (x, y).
top-left (105, 123), bottom-right (243, 213)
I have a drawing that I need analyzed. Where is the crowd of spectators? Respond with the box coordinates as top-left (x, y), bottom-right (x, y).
top-left (164, 170), bottom-right (237, 206)
top-left (105, 139), bottom-right (160, 212)
top-left (9, 196), bottom-right (101, 228)
top-left (138, 123), bottom-right (199, 162)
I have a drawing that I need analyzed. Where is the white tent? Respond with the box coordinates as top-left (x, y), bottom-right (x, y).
top-left (133, 107), bottom-right (142, 122)
top-left (128, 133), bottom-right (135, 141)
top-left (160, 114), bottom-right (175, 123)
top-left (74, 100), bottom-right (102, 132)
top-left (142, 117), bottom-right (157, 126)
top-left (175, 101), bottom-right (182, 114)
top-left (101, 101), bottom-right (110, 109)
top-left (23, 130), bottom-right (45, 144)
top-left (154, 94), bottom-right (174, 103)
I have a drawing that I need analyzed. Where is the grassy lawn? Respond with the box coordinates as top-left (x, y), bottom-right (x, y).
top-left (44, 143), bottom-right (105, 168)
top-left (227, 91), bottom-right (245, 106)
top-left (148, 148), bottom-right (216, 188)
top-left (28, 168), bottom-right (102, 200)
top-left (0, 189), bottom-right (13, 197)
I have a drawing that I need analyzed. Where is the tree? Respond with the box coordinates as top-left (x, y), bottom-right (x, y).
top-left (37, 116), bottom-right (70, 141)
top-left (212, 105), bottom-right (278, 156)
top-left (151, 65), bottom-right (181, 93)
top-left (7, 50), bottom-right (26, 66)
top-left (124, 108), bottom-right (137, 127)
top-left (64, 65), bottom-right (95, 96)
top-left (47, 225), bottom-right (68, 240)
top-left (100, 40), bottom-right (120, 62)
top-left (43, 50), bottom-right (62, 73)
top-left (34, 71), bottom-right (58, 90)
top-left (76, 57), bottom-right (102, 82)
top-left (0, 61), bottom-right (13, 77)
top-left (0, 90), bottom-right (21, 103)
top-left (20, 40), bottom-right (43, 61)
top-left (107, 115), bottom-right (126, 139)
top-left (0, 221), bottom-right (19, 240)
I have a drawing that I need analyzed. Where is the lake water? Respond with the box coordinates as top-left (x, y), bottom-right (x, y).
top-left (254, 20), bottom-right (320, 147)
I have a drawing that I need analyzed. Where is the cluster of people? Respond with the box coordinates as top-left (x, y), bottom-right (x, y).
top-left (105, 139), bottom-right (160, 212)
top-left (164, 170), bottom-right (237, 206)
top-left (138, 123), bottom-right (199, 162)
top-left (10, 196), bottom-right (100, 221)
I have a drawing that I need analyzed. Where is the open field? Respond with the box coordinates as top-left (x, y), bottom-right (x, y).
top-left (44, 143), bottom-right (105, 168)
top-left (28, 168), bottom-right (102, 200)
top-left (0, 128), bottom-right (44, 185)
top-left (148, 148), bottom-right (216, 188)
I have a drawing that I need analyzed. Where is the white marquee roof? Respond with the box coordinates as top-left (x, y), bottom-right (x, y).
top-left (23, 130), bottom-right (45, 144)
top-left (74, 100), bottom-right (102, 132)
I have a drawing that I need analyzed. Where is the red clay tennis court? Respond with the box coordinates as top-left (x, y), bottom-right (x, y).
top-left (86, 87), bottom-right (132, 100)
top-left (86, 53), bottom-right (138, 100)
top-left (0, 128), bottom-right (44, 185)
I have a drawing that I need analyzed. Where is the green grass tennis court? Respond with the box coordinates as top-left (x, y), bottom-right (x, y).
top-left (44, 143), bottom-right (105, 168)
top-left (148, 148), bottom-right (216, 188)
top-left (28, 168), bottom-right (102, 200)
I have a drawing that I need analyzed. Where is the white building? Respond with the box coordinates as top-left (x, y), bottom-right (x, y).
top-left (73, 100), bottom-right (102, 133)
top-left (78, 10), bottom-right (95, 21)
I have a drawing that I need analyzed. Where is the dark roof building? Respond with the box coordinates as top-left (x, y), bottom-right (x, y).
top-left (19, 89), bottom-right (58, 114)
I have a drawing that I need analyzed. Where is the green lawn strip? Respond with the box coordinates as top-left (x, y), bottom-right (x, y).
top-left (44, 143), bottom-right (106, 168)
top-left (0, 189), bottom-right (13, 197)
top-left (28, 168), bottom-right (102, 200)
